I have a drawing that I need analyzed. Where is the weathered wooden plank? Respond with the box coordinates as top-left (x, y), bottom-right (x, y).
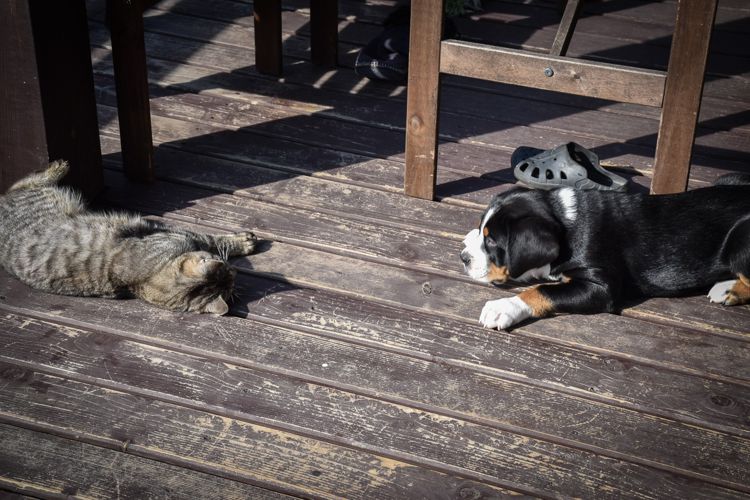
top-left (96, 104), bottom-right (502, 206)
top-left (86, 20), bottom-right (750, 173)
top-left (0, 316), bottom-right (747, 497)
top-left (98, 170), bottom-right (750, 349)
top-left (92, 176), bottom-right (750, 377)
top-left (85, 15), bottom-right (750, 162)
top-left (451, 5), bottom-right (746, 82)
top-left (86, 42), bottom-right (749, 185)
top-left (625, 296), bottom-right (750, 343)
top-left (0, 423), bottom-right (291, 500)
top-left (86, 6), bottom-right (749, 135)
top-left (135, 0), bottom-right (750, 95)
top-left (85, 17), bottom-right (745, 163)
top-left (580, 0), bottom-right (747, 34)
top-left (3, 270), bottom-right (750, 490)
top-left (440, 40), bottom-right (666, 108)
top-left (211, 241), bottom-right (750, 433)
top-left (100, 139), bottom-right (482, 232)
top-left (468, 2), bottom-right (748, 59)
top-left (132, 0), bottom-right (750, 86)
top-left (99, 171), bottom-right (469, 275)
top-left (0, 375), bottom-right (519, 500)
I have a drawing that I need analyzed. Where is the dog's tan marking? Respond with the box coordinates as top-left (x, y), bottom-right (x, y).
top-left (487, 264), bottom-right (509, 283)
top-left (727, 274), bottom-right (750, 306)
top-left (518, 287), bottom-right (554, 317)
top-left (483, 227), bottom-right (489, 237)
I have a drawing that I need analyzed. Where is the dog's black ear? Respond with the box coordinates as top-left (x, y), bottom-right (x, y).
top-left (507, 217), bottom-right (560, 277)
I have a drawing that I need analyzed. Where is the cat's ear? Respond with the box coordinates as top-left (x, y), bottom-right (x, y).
top-left (203, 296), bottom-right (229, 315)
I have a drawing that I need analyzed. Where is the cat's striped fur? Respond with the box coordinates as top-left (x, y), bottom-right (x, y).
top-left (0, 161), bottom-right (256, 314)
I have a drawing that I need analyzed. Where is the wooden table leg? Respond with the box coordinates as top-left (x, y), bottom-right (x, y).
top-left (310, 0), bottom-right (338, 67)
top-left (404, 0), bottom-right (444, 200)
top-left (650, 0), bottom-right (717, 194)
top-left (254, 0), bottom-right (283, 76)
top-left (0, 0), bottom-right (103, 198)
top-left (108, 0), bottom-right (154, 183)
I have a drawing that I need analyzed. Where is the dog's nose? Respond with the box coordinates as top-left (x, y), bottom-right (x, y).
top-left (460, 251), bottom-right (471, 265)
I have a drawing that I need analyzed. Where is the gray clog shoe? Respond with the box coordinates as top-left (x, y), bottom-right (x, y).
top-left (512, 142), bottom-right (627, 192)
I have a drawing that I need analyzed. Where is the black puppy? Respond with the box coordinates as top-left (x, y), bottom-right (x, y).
top-left (460, 174), bottom-right (750, 329)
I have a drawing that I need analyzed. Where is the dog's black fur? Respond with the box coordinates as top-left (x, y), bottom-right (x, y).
top-left (470, 173), bottom-right (750, 323)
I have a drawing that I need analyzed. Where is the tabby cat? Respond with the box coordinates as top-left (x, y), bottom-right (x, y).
top-left (0, 161), bottom-right (256, 314)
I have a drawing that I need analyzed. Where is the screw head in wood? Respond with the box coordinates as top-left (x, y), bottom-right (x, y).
top-left (544, 67), bottom-right (554, 77)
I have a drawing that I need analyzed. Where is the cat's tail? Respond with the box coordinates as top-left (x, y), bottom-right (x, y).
top-left (8, 160), bottom-right (70, 192)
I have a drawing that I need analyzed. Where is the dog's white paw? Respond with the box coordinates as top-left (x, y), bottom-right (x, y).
top-left (479, 296), bottom-right (532, 330)
top-left (708, 280), bottom-right (736, 305)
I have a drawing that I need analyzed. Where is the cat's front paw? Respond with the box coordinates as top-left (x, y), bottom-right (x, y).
top-left (215, 232), bottom-right (258, 257)
top-left (231, 231), bottom-right (257, 255)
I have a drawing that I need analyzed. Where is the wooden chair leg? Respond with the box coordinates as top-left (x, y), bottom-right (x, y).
top-left (404, 0), bottom-right (444, 200)
top-left (108, 0), bottom-right (154, 183)
top-left (310, 0), bottom-right (338, 67)
top-left (650, 0), bottom-right (718, 194)
top-left (254, 0), bottom-right (283, 75)
top-left (550, 0), bottom-right (583, 57)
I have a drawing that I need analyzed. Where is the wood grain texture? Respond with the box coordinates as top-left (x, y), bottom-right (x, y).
top-left (2, 274), bottom-right (750, 492)
top-left (0, 0), bottom-right (48, 191)
top-left (26, 0), bottom-right (104, 199)
top-left (85, 17), bottom-right (750, 172)
top-left (404, 0), bottom-right (444, 200)
top-left (0, 314), bottom-right (747, 497)
top-left (440, 40), bottom-right (666, 108)
top-left (107, 0), bottom-right (154, 182)
top-left (0, 423), bottom-right (290, 500)
top-left (651, 0), bottom-right (719, 194)
top-left (0, 0), bottom-right (102, 197)
top-left (3, 0), bottom-right (747, 496)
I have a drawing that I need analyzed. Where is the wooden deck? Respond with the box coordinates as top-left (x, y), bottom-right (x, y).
top-left (2, 0), bottom-right (750, 497)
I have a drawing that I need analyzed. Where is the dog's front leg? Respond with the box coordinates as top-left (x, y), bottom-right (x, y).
top-left (480, 275), bottom-right (615, 330)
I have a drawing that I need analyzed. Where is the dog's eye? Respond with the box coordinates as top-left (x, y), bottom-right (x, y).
top-left (484, 237), bottom-right (497, 249)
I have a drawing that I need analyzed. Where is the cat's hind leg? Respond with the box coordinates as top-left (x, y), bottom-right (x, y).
top-left (9, 160), bottom-right (70, 191)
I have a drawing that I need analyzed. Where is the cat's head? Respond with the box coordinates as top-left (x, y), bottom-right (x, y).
top-left (137, 251), bottom-right (237, 315)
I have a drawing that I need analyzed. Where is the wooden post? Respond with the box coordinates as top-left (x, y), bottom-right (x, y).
top-left (310, 0), bottom-right (338, 67)
top-left (404, 0), bottom-right (444, 200)
top-left (0, 0), bottom-right (102, 198)
top-left (650, 0), bottom-right (717, 194)
top-left (254, 0), bottom-right (283, 75)
top-left (0, 0), bottom-right (48, 191)
top-left (108, 0), bottom-right (154, 183)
